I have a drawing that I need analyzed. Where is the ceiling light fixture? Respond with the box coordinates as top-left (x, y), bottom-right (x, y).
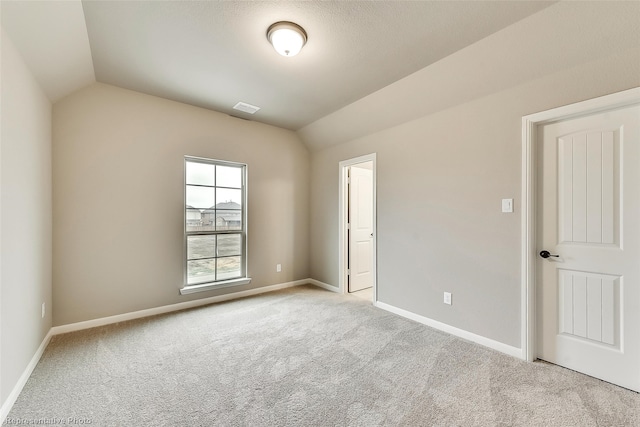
top-left (267, 21), bottom-right (307, 57)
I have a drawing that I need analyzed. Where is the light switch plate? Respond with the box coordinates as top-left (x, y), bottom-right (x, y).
top-left (501, 198), bottom-right (513, 213)
top-left (444, 292), bottom-right (452, 305)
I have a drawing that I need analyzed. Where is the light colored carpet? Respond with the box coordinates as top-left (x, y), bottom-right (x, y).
top-left (6, 285), bottom-right (640, 426)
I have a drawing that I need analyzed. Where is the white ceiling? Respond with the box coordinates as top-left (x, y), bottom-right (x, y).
top-left (300, 1), bottom-right (640, 149)
top-left (2, 1), bottom-right (555, 131)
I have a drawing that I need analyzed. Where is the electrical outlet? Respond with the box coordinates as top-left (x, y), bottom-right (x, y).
top-left (276, 264), bottom-right (282, 272)
top-left (41, 302), bottom-right (45, 318)
top-left (444, 292), bottom-right (452, 305)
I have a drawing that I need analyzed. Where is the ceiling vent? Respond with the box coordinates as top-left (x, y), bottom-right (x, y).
top-left (233, 102), bottom-right (261, 115)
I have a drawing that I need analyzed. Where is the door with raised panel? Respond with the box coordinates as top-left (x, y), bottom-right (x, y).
top-left (348, 164), bottom-right (373, 293)
top-left (536, 104), bottom-right (640, 391)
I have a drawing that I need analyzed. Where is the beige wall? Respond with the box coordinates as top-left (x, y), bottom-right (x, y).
top-left (308, 10), bottom-right (640, 346)
top-left (53, 83), bottom-right (309, 326)
top-left (1, 30), bottom-right (52, 406)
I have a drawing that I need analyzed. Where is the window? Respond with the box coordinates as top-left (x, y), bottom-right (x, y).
top-left (181, 157), bottom-right (249, 294)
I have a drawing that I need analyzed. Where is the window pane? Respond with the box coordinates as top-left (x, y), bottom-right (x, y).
top-left (215, 187), bottom-right (242, 231)
top-left (186, 222), bottom-right (215, 233)
top-left (216, 212), bottom-right (242, 231)
top-left (216, 188), bottom-right (242, 206)
top-left (186, 185), bottom-right (215, 209)
top-left (217, 234), bottom-right (241, 256)
top-left (187, 235), bottom-right (216, 260)
top-left (187, 259), bottom-right (216, 285)
top-left (186, 162), bottom-right (215, 186)
top-left (186, 207), bottom-right (202, 224)
top-left (217, 256), bottom-right (241, 280)
top-left (216, 165), bottom-right (242, 188)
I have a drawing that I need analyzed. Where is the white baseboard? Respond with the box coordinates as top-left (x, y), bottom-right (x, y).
top-left (1, 330), bottom-right (54, 424)
top-left (374, 301), bottom-right (523, 359)
top-left (2, 279), bottom-right (315, 423)
top-left (52, 279), bottom-right (311, 335)
top-left (307, 279), bottom-right (339, 292)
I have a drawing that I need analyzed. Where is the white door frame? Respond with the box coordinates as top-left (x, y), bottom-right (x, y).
top-left (521, 87), bottom-right (640, 362)
top-left (339, 153), bottom-right (377, 301)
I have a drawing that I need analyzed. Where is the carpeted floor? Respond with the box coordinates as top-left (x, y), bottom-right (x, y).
top-left (6, 285), bottom-right (640, 426)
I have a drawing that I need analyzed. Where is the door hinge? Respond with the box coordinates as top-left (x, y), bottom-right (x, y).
top-left (347, 223), bottom-right (351, 230)
top-left (347, 269), bottom-right (350, 275)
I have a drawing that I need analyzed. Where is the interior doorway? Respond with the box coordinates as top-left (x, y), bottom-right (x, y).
top-left (339, 154), bottom-right (377, 302)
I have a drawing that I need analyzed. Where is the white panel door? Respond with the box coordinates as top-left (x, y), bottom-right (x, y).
top-left (348, 166), bottom-right (373, 292)
top-left (537, 104), bottom-right (640, 391)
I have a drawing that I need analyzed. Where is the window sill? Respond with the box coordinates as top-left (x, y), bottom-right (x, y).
top-left (180, 277), bottom-right (252, 295)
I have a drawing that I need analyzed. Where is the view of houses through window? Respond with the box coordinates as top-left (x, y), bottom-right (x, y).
top-left (185, 157), bottom-right (246, 286)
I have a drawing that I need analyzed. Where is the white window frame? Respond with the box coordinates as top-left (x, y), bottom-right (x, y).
top-left (180, 156), bottom-right (250, 295)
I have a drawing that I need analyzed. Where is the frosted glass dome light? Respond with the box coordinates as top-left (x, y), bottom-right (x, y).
top-left (267, 22), bottom-right (307, 57)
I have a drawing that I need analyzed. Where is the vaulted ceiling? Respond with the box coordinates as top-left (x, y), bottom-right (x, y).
top-left (2, 1), bottom-right (555, 131)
